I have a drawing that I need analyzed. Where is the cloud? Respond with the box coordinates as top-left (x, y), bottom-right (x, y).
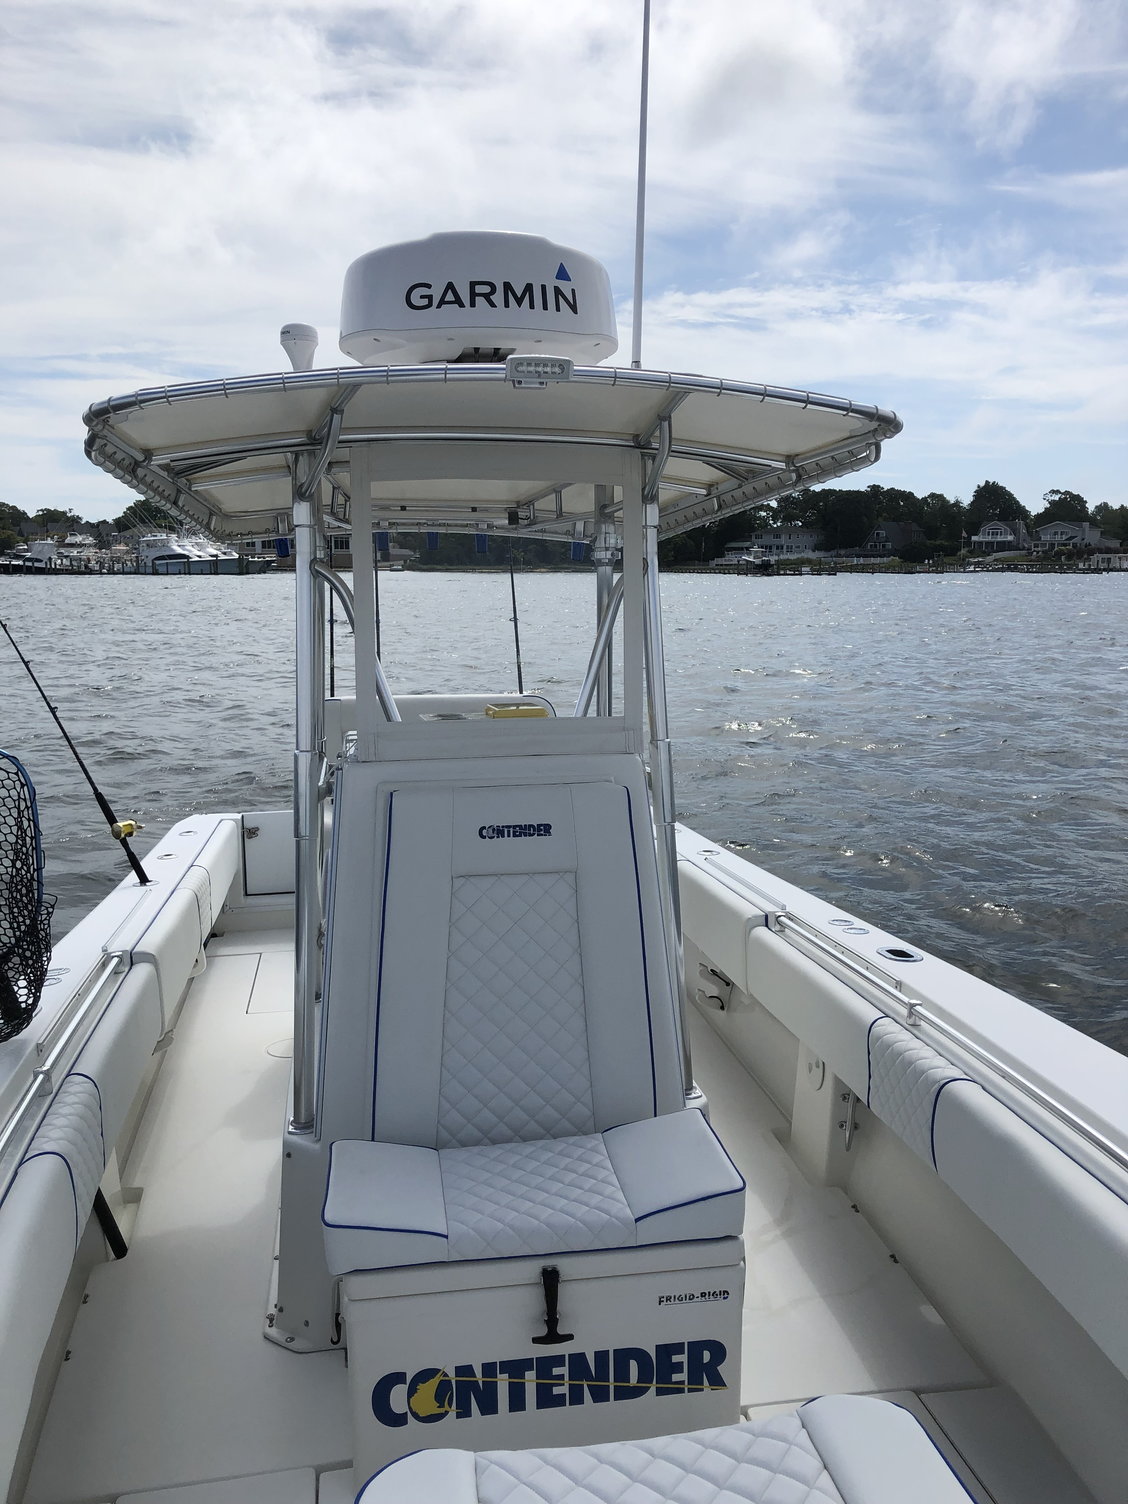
top-left (1, 1), bottom-right (1126, 519)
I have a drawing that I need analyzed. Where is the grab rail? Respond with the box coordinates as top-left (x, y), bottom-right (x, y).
top-left (35, 951), bottom-right (125, 1059)
top-left (574, 575), bottom-right (625, 717)
top-left (767, 911), bottom-right (1128, 1177)
top-left (0, 950), bottom-right (126, 1171)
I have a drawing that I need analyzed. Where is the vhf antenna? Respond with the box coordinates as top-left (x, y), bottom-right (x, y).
top-left (631, 0), bottom-right (651, 370)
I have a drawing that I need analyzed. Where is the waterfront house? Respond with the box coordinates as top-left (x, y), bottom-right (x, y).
top-left (970, 519), bottom-right (1034, 553)
top-left (722, 527), bottom-right (825, 559)
top-left (861, 519), bottom-right (926, 554)
top-left (1034, 521), bottom-right (1120, 552)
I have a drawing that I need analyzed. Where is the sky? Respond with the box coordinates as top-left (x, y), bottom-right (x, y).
top-left (2, 0), bottom-right (1126, 524)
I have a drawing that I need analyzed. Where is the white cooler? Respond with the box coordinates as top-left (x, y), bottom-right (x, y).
top-left (341, 1236), bottom-right (745, 1482)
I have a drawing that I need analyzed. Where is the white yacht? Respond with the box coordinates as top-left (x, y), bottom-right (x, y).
top-left (135, 532), bottom-right (275, 574)
top-left (1, 231), bottom-right (1124, 1504)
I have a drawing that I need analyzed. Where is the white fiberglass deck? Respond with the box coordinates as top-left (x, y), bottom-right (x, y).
top-left (24, 926), bottom-right (1092, 1504)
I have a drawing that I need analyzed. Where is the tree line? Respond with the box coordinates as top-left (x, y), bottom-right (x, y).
top-left (4, 483), bottom-right (1125, 566)
top-left (657, 483), bottom-right (1128, 566)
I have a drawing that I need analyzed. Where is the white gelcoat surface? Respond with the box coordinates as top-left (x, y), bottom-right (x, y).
top-left (688, 1011), bottom-right (985, 1404)
top-left (22, 925), bottom-right (1080, 1503)
top-left (118, 1466), bottom-right (316, 1503)
top-left (24, 933), bottom-right (349, 1503)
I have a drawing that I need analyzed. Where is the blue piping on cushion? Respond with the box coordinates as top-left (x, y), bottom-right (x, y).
top-left (67, 1071), bottom-right (107, 1165)
top-left (865, 1014), bottom-right (882, 1108)
top-left (353, 1451), bottom-right (426, 1502)
top-left (20, 1151), bottom-right (82, 1252)
top-left (623, 786), bottom-right (658, 1117)
top-left (370, 791), bottom-right (396, 1140)
top-left (321, 1140), bottom-right (447, 1237)
top-left (929, 1076), bottom-right (974, 1172)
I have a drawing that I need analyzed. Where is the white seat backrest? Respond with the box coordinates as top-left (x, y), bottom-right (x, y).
top-left (318, 755), bottom-right (684, 1149)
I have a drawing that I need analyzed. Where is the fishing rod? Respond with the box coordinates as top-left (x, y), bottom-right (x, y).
top-left (508, 542), bottom-right (525, 693)
top-left (0, 619), bottom-right (150, 885)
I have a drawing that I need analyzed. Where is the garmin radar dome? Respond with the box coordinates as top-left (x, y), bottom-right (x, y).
top-left (339, 231), bottom-right (618, 366)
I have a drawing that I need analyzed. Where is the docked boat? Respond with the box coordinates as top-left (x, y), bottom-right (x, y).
top-left (1, 230), bottom-right (1125, 1504)
top-left (135, 531), bottom-right (275, 574)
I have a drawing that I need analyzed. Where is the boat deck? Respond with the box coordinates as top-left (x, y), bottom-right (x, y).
top-left (24, 926), bottom-right (1095, 1504)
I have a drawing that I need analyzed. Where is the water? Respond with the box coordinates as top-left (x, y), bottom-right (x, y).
top-left (1, 569), bottom-right (1125, 1050)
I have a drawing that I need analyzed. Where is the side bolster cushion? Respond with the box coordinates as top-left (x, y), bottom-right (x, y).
top-left (322, 1140), bottom-right (448, 1276)
top-left (800, 1394), bottom-right (973, 1503)
top-left (0, 1157), bottom-right (83, 1501)
top-left (71, 961), bottom-right (163, 1154)
top-left (188, 818), bottom-right (241, 931)
top-left (865, 1016), bottom-right (966, 1167)
top-left (604, 1110), bottom-right (746, 1244)
top-left (932, 1080), bottom-right (1128, 1376)
top-left (356, 1448), bottom-right (478, 1504)
top-left (131, 887), bottom-right (204, 1027)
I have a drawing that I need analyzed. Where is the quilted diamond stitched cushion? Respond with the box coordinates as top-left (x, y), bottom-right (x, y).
top-left (441, 1135), bottom-right (635, 1260)
top-left (867, 1017), bottom-right (965, 1166)
top-left (473, 1415), bottom-right (845, 1504)
top-left (20, 1074), bottom-right (106, 1251)
top-left (439, 872), bottom-right (596, 1148)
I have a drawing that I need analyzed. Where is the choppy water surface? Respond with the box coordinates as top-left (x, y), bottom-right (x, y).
top-left (1, 570), bottom-right (1125, 1049)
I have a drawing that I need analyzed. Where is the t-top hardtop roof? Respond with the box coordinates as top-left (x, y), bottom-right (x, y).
top-left (84, 361), bottom-right (901, 542)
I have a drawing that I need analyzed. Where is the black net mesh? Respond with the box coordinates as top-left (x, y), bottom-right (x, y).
top-left (0, 754), bottom-right (55, 1042)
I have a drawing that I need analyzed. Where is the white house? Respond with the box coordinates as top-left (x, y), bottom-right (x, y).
top-left (723, 527), bottom-right (825, 558)
top-left (1034, 521), bottom-right (1120, 552)
top-left (970, 519), bottom-right (1034, 553)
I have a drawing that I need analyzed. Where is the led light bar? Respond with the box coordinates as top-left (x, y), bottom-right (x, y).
top-left (505, 355), bottom-right (574, 388)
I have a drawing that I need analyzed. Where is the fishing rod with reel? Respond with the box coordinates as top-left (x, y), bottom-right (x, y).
top-left (0, 619), bottom-right (150, 887)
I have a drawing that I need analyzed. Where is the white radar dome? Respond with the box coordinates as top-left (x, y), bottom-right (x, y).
top-left (339, 231), bottom-right (618, 365)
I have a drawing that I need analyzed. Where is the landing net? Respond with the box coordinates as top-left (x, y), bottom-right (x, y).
top-left (0, 753), bottom-right (55, 1041)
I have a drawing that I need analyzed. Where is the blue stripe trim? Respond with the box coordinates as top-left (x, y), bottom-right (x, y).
top-left (353, 1451), bottom-right (426, 1501)
top-left (700, 1109), bottom-right (748, 1193)
top-left (67, 1071), bottom-right (108, 1165)
top-left (629, 1112), bottom-right (745, 1222)
top-left (370, 792), bottom-right (396, 1141)
top-left (798, 1396), bottom-right (977, 1499)
top-left (865, 1015), bottom-right (882, 1108)
top-left (321, 1140), bottom-right (449, 1238)
top-left (324, 1218), bottom-right (448, 1236)
top-left (633, 1185), bottom-right (743, 1223)
top-left (20, 1151), bottom-right (81, 1251)
top-left (623, 787), bottom-right (658, 1116)
top-left (929, 1075), bottom-right (974, 1171)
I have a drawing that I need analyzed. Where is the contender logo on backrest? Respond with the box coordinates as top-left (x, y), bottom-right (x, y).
top-left (370, 1339), bottom-right (728, 1428)
top-left (478, 823), bottom-right (552, 839)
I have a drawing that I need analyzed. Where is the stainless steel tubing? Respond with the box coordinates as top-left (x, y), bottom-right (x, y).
top-left (573, 576), bottom-right (625, 717)
top-left (35, 951), bottom-right (123, 1059)
top-left (372, 652), bottom-right (401, 725)
top-left (0, 951), bottom-right (126, 1169)
top-left (769, 911), bottom-right (1128, 1176)
top-left (291, 486), bottom-right (321, 1133)
top-left (771, 913), bottom-right (909, 1011)
top-left (640, 463), bottom-right (692, 1091)
top-left (309, 560), bottom-right (355, 630)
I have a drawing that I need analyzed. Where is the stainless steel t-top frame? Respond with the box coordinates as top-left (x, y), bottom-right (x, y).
top-left (81, 343), bottom-right (901, 1351)
top-left (286, 427), bottom-right (692, 1139)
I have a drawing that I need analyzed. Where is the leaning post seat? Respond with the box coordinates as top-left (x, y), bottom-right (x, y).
top-left (354, 1395), bottom-right (975, 1504)
top-left (316, 752), bottom-right (746, 1480)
